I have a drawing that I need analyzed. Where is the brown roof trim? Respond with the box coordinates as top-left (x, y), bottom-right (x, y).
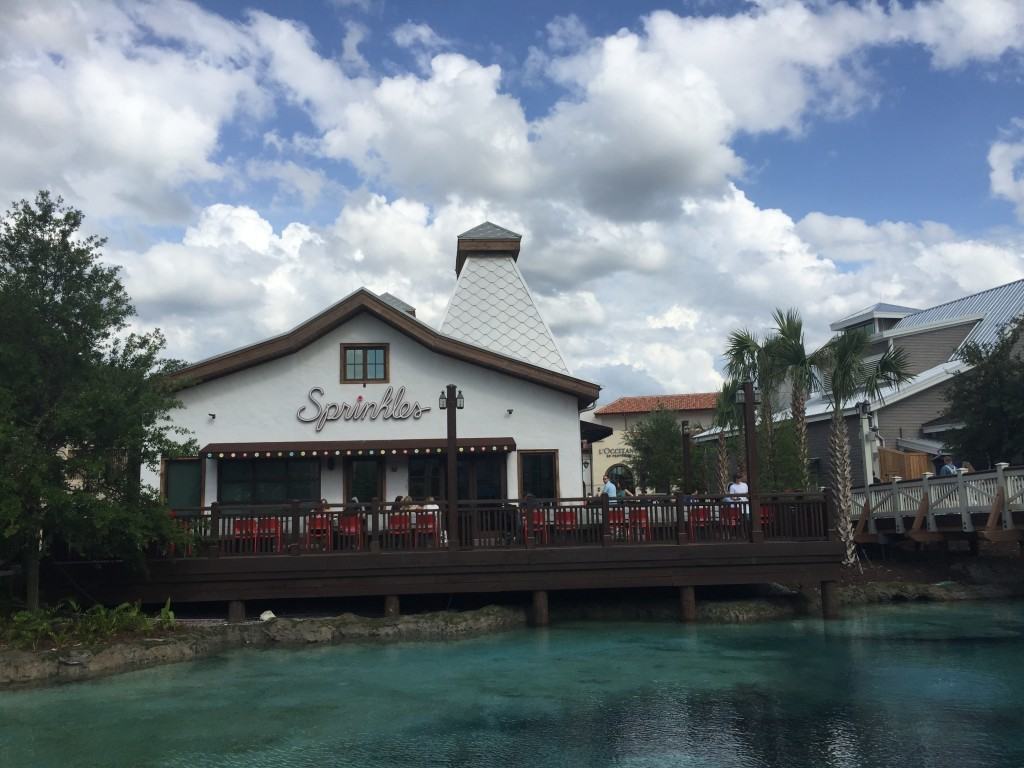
top-left (170, 289), bottom-right (600, 407)
top-left (199, 437), bottom-right (517, 456)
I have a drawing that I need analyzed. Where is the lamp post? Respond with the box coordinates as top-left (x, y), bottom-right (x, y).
top-left (736, 380), bottom-right (763, 542)
top-left (680, 420), bottom-right (692, 494)
top-left (438, 384), bottom-right (464, 548)
top-left (856, 400), bottom-right (875, 485)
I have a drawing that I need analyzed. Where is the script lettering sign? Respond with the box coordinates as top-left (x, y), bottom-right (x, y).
top-left (297, 386), bottom-right (431, 432)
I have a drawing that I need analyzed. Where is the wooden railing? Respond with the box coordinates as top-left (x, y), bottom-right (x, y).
top-left (163, 493), bottom-right (831, 558)
top-left (851, 463), bottom-right (1024, 536)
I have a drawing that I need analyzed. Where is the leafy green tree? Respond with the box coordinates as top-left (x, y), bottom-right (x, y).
top-left (941, 315), bottom-right (1024, 468)
top-left (0, 192), bottom-right (194, 609)
top-left (812, 329), bottom-right (910, 565)
top-left (712, 380), bottom-right (742, 493)
top-left (771, 308), bottom-right (817, 490)
top-left (725, 329), bottom-right (785, 488)
top-left (623, 406), bottom-right (683, 493)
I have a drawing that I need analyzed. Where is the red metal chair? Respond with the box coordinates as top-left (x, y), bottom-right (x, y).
top-left (688, 506), bottom-right (712, 540)
top-left (338, 514), bottom-right (363, 551)
top-left (554, 509), bottom-right (578, 542)
top-left (608, 508), bottom-right (629, 541)
top-left (387, 513), bottom-right (412, 549)
top-left (233, 519), bottom-right (258, 553)
top-left (523, 509), bottom-right (549, 544)
top-left (722, 505), bottom-right (742, 527)
top-left (306, 514), bottom-right (333, 551)
top-left (415, 513), bottom-right (439, 548)
top-left (629, 508), bottom-right (651, 542)
top-left (256, 518), bottom-right (282, 553)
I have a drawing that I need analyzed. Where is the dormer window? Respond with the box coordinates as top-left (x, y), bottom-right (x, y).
top-left (341, 344), bottom-right (389, 383)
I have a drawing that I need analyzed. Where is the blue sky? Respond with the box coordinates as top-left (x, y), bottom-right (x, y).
top-left (3, 0), bottom-right (1024, 402)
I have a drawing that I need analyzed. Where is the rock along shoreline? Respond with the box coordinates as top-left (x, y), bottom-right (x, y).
top-left (2, 580), bottom-right (1022, 690)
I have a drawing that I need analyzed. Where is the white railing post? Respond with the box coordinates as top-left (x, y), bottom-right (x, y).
top-left (957, 467), bottom-right (973, 532)
top-left (891, 476), bottom-right (904, 534)
top-left (921, 472), bottom-right (936, 532)
top-left (995, 462), bottom-right (1011, 530)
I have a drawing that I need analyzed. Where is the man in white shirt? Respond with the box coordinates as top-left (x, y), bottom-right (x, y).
top-left (727, 473), bottom-right (749, 499)
top-left (601, 474), bottom-right (617, 497)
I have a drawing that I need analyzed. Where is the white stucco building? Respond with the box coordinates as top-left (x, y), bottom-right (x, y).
top-left (155, 223), bottom-right (601, 510)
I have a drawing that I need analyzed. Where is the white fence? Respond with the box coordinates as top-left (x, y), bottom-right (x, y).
top-left (851, 463), bottom-right (1024, 535)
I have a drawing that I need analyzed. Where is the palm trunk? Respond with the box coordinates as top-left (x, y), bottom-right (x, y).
top-left (759, 397), bottom-right (775, 490)
top-left (828, 410), bottom-right (857, 566)
top-left (791, 383), bottom-right (809, 489)
top-left (716, 433), bottom-right (729, 494)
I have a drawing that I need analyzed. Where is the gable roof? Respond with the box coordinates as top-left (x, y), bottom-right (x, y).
top-left (595, 393), bottom-right (719, 415)
top-left (168, 288), bottom-right (599, 407)
top-left (441, 253), bottom-right (571, 375)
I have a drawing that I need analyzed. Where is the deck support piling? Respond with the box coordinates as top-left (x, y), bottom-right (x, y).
top-left (228, 600), bottom-right (246, 623)
top-left (531, 590), bottom-right (549, 627)
top-left (820, 580), bottom-right (839, 620)
top-left (679, 585), bottom-right (697, 622)
top-left (384, 595), bottom-right (400, 617)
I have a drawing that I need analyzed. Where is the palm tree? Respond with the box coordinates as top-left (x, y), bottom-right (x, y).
top-left (712, 380), bottom-right (741, 493)
top-left (813, 329), bottom-right (911, 565)
top-left (771, 308), bottom-right (818, 490)
top-left (725, 329), bottom-right (784, 488)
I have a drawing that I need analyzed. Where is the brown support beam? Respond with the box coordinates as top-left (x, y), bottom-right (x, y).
top-left (531, 590), bottom-right (550, 627)
top-left (681, 421), bottom-right (692, 494)
top-left (820, 580), bottom-right (839, 620)
top-left (742, 381), bottom-right (764, 543)
top-left (384, 594), bottom-right (400, 617)
top-left (679, 585), bottom-right (696, 622)
top-left (228, 600), bottom-right (246, 623)
top-left (445, 384), bottom-right (459, 550)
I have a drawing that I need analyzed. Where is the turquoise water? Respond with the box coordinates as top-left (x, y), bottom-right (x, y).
top-left (3, 602), bottom-right (1024, 768)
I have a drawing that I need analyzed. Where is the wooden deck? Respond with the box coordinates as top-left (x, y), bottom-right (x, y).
top-left (49, 494), bottom-right (843, 620)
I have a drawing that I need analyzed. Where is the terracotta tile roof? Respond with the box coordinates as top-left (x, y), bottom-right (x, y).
top-left (595, 393), bottom-right (719, 415)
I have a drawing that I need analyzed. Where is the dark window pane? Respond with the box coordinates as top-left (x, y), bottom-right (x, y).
top-left (221, 482), bottom-right (251, 504)
top-left (253, 481), bottom-right (287, 502)
top-left (165, 460), bottom-right (201, 508)
top-left (521, 452), bottom-right (556, 498)
top-left (219, 460), bottom-right (252, 484)
top-left (409, 457), bottom-right (443, 499)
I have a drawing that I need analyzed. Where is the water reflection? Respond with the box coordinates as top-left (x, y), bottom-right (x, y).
top-left (2, 602), bottom-right (1024, 767)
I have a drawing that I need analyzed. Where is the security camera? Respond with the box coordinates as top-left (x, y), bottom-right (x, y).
top-left (506, 408), bottom-right (514, 415)
top-left (208, 413), bottom-right (216, 420)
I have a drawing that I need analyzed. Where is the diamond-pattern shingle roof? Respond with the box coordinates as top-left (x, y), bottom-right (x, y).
top-left (458, 221), bottom-right (522, 240)
top-left (440, 255), bottom-right (569, 375)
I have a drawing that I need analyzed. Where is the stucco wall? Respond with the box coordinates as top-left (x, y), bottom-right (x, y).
top-left (148, 313), bottom-right (584, 500)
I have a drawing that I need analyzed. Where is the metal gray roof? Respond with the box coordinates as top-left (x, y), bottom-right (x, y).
top-left (379, 292), bottom-right (415, 315)
top-left (457, 221), bottom-right (522, 240)
top-left (440, 255), bottom-right (570, 374)
top-left (831, 302), bottom-right (920, 331)
top-left (891, 278), bottom-right (1024, 352)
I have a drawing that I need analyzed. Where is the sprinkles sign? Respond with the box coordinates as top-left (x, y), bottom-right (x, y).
top-left (296, 386), bottom-right (431, 432)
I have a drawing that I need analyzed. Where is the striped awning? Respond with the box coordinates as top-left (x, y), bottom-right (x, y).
top-left (198, 437), bottom-right (516, 460)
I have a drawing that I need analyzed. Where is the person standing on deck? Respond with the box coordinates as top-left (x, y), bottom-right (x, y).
top-left (939, 455), bottom-right (958, 476)
top-left (726, 473), bottom-right (748, 500)
top-left (602, 474), bottom-right (617, 497)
